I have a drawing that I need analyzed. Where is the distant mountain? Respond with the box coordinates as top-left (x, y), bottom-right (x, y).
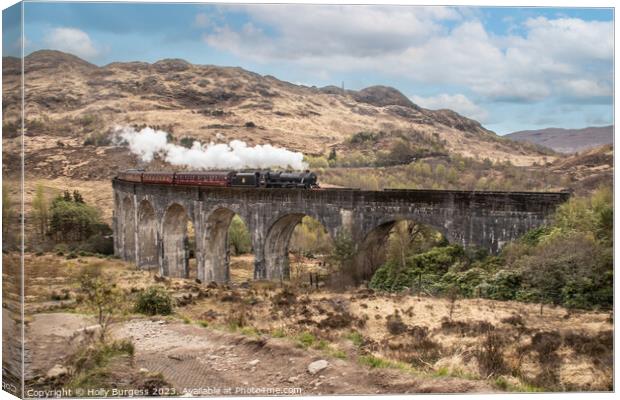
top-left (505, 126), bottom-right (613, 154)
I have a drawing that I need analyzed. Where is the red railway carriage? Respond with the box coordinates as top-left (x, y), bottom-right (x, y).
top-left (142, 171), bottom-right (175, 184)
top-left (174, 171), bottom-right (234, 187)
top-left (118, 169), bottom-right (143, 183)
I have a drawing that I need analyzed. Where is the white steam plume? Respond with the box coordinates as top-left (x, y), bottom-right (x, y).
top-left (112, 126), bottom-right (308, 170)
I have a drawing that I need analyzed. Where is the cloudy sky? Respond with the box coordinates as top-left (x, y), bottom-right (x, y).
top-left (3, 2), bottom-right (614, 134)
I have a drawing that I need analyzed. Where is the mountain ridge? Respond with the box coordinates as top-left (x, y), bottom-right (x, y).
top-left (505, 125), bottom-right (613, 154)
top-left (6, 50), bottom-right (486, 135)
top-left (3, 49), bottom-right (554, 183)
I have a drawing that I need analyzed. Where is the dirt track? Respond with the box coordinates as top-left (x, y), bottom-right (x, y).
top-left (27, 313), bottom-right (494, 396)
top-left (113, 319), bottom-right (494, 396)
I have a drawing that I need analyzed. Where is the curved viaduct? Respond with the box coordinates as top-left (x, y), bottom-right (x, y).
top-left (112, 179), bottom-right (570, 283)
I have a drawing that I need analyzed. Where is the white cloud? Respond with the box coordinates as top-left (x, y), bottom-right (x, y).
top-left (205, 5), bottom-right (459, 60)
top-left (44, 27), bottom-right (100, 59)
top-left (201, 7), bottom-right (612, 103)
top-left (411, 93), bottom-right (489, 122)
top-left (194, 13), bottom-right (210, 28)
top-left (560, 79), bottom-right (612, 98)
top-left (522, 17), bottom-right (612, 61)
top-left (386, 18), bottom-right (611, 101)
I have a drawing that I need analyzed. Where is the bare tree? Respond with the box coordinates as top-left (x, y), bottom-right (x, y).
top-left (79, 267), bottom-right (122, 342)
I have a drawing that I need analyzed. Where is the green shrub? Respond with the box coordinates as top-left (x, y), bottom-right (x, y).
top-left (72, 339), bottom-right (135, 373)
top-left (54, 243), bottom-right (69, 255)
top-left (240, 326), bottom-right (260, 337)
top-left (336, 151), bottom-right (375, 167)
top-left (475, 332), bottom-right (508, 377)
top-left (516, 231), bottom-right (609, 308)
top-left (328, 349), bottom-right (347, 359)
top-left (48, 192), bottom-right (107, 242)
top-left (228, 215), bottom-right (251, 255)
top-left (314, 339), bottom-right (329, 350)
top-left (79, 233), bottom-right (114, 255)
top-left (290, 216), bottom-right (333, 256)
top-left (520, 226), bottom-right (552, 246)
top-left (345, 330), bottom-right (364, 347)
top-left (50, 290), bottom-right (70, 301)
top-left (78, 114), bottom-right (99, 127)
top-left (440, 267), bottom-right (489, 297)
top-left (271, 328), bottom-right (286, 338)
top-left (305, 155), bottom-right (330, 169)
top-left (481, 270), bottom-right (522, 301)
top-left (83, 132), bottom-right (111, 147)
top-left (358, 355), bottom-right (413, 371)
top-left (370, 245), bottom-right (464, 293)
top-left (358, 355), bottom-right (392, 368)
top-left (179, 137), bottom-right (196, 148)
top-left (134, 286), bottom-right (173, 316)
top-left (348, 131), bottom-right (382, 145)
top-left (296, 331), bottom-right (316, 349)
top-left (327, 230), bottom-right (358, 285)
top-left (2, 120), bottom-right (19, 138)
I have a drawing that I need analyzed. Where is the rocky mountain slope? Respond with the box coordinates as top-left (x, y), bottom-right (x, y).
top-left (505, 125), bottom-right (613, 154)
top-left (2, 50), bottom-right (554, 181)
top-left (548, 144), bottom-right (613, 193)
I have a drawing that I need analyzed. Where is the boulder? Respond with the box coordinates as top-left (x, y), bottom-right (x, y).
top-left (46, 364), bottom-right (68, 379)
top-left (307, 359), bottom-right (329, 375)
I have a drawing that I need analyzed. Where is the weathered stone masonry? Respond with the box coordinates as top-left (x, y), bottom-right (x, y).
top-left (112, 179), bottom-right (569, 283)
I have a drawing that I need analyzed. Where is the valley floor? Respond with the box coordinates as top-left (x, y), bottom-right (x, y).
top-left (5, 254), bottom-right (614, 395)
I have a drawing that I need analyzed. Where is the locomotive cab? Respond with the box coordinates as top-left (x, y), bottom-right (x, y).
top-left (300, 170), bottom-right (319, 189)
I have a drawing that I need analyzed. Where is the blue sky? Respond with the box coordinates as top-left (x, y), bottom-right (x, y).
top-left (3, 2), bottom-right (614, 134)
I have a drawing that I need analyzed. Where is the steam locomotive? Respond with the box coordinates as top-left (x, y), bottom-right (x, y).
top-left (117, 169), bottom-right (320, 189)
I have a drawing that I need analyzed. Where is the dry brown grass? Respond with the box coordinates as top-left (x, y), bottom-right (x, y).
top-left (178, 277), bottom-right (611, 391)
top-left (19, 254), bottom-right (613, 392)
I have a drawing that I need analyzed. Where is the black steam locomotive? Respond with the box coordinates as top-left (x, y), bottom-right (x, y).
top-left (117, 169), bottom-right (320, 189)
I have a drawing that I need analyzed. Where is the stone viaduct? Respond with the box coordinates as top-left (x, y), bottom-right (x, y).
top-left (112, 178), bottom-right (570, 283)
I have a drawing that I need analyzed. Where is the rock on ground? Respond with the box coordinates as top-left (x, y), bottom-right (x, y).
top-left (307, 360), bottom-right (329, 375)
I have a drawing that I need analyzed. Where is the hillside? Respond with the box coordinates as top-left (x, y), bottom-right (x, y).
top-left (549, 144), bottom-right (613, 193)
top-left (505, 125), bottom-right (613, 154)
top-left (1, 50), bottom-right (556, 183)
